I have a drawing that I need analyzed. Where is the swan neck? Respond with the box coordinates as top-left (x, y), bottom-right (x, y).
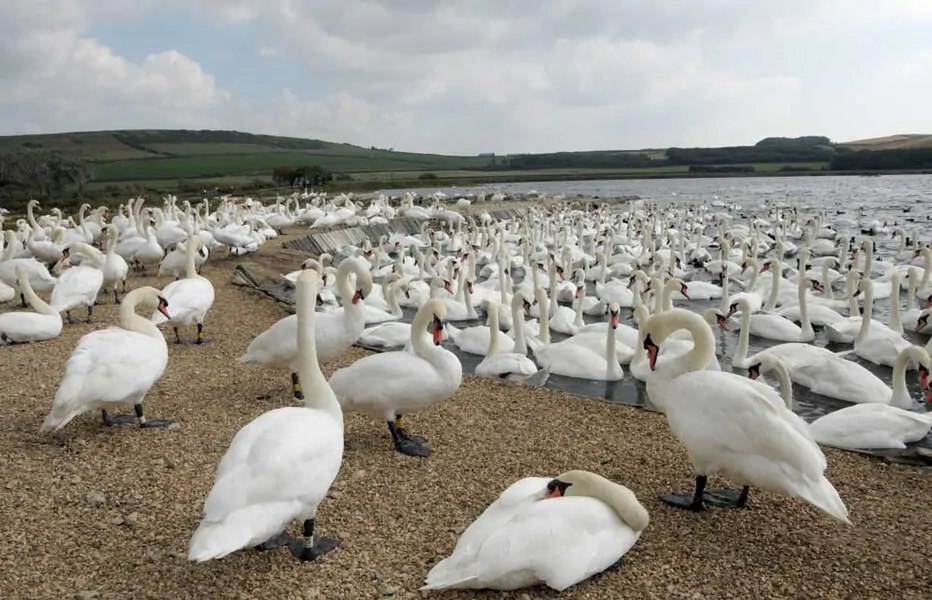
top-left (889, 279), bottom-right (902, 332)
top-left (21, 274), bottom-right (55, 315)
top-left (797, 277), bottom-right (813, 338)
top-left (856, 285), bottom-right (874, 344)
top-left (765, 265), bottom-right (780, 310)
top-left (487, 307), bottom-right (500, 356)
top-left (410, 303), bottom-right (436, 357)
top-left (512, 301), bottom-right (527, 355)
top-left (184, 239), bottom-right (198, 279)
top-left (296, 278), bottom-right (343, 424)
top-left (774, 363), bottom-right (794, 411)
top-left (734, 304), bottom-right (751, 364)
top-left (120, 291), bottom-right (163, 339)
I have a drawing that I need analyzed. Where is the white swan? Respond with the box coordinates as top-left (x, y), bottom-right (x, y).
top-left (151, 235), bottom-right (216, 344)
top-left (450, 293), bottom-right (521, 356)
top-left (329, 298), bottom-right (462, 457)
top-left (188, 269), bottom-right (344, 562)
top-left (750, 348), bottom-right (932, 450)
top-left (0, 266), bottom-right (63, 344)
top-left (360, 276), bottom-right (406, 325)
top-left (238, 259), bottom-right (374, 400)
top-left (533, 302), bottom-right (624, 381)
top-left (40, 286), bottom-right (175, 431)
top-left (49, 242), bottom-right (106, 323)
top-left (421, 470), bottom-right (648, 592)
top-left (640, 308), bottom-right (849, 522)
top-left (852, 279), bottom-right (912, 369)
top-left (725, 274), bottom-right (814, 342)
top-left (474, 303), bottom-right (544, 383)
top-left (101, 224), bottom-right (129, 303)
top-left (824, 273), bottom-right (901, 344)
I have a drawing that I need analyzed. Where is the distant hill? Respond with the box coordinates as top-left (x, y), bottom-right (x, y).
top-left (838, 134), bottom-right (932, 151)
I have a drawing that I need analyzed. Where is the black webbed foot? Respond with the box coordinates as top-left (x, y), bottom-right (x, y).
top-left (288, 536), bottom-right (341, 561)
top-left (139, 418), bottom-right (176, 429)
top-left (659, 493), bottom-right (705, 512)
top-left (397, 429), bottom-right (427, 445)
top-left (101, 410), bottom-right (136, 427)
top-left (703, 487), bottom-right (749, 508)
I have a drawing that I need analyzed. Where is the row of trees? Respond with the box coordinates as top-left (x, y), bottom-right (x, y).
top-left (271, 164), bottom-right (334, 188)
top-left (0, 149), bottom-right (93, 202)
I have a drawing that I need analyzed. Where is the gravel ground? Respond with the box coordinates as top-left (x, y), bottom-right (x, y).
top-left (1, 235), bottom-right (931, 600)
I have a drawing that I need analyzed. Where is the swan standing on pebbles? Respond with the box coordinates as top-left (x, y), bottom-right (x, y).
top-left (640, 308), bottom-right (849, 522)
top-left (329, 299), bottom-right (462, 457)
top-left (101, 224), bottom-right (129, 303)
top-left (151, 236), bottom-right (216, 344)
top-left (238, 259), bottom-right (373, 400)
top-left (0, 266), bottom-right (63, 344)
top-left (40, 286), bottom-right (176, 431)
top-left (50, 243), bottom-right (106, 324)
top-left (421, 470), bottom-right (648, 593)
top-left (188, 270), bottom-right (344, 563)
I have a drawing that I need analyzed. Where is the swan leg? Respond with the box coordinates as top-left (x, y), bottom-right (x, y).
top-left (65, 310), bottom-right (74, 324)
top-left (19, 293), bottom-right (27, 308)
top-left (388, 420), bottom-right (430, 457)
top-left (256, 531), bottom-right (295, 551)
top-left (195, 323), bottom-right (210, 345)
top-left (291, 372), bottom-right (304, 401)
top-left (112, 288), bottom-right (120, 304)
top-left (86, 305), bottom-right (93, 323)
top-left (394, 416), bottom-right (427, 444)
top-left (121, 280), bottom-right (127, 293)
top-left (133, 404), bottom-right (175, 429)
top-left (173, 328), bottom-right (182, 344)
top-left (101, 410), bottom-right (136, 427)
top-left (288, 518), bottom-right (341, 562)
top-left (660, 475), bottom-right (707, 512)
top-left (703, 486), bottom-right (750, 508)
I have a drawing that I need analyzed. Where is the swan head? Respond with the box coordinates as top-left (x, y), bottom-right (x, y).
top-left (426, 299), bottom-right (447, 346)
top-left (608, 302), bottom-right (621, 329)
top-left (465, 278), bottom-right (474, 295)
top-left (809, 277), bottom-right (825, 294)
top-left (542, 470), bottom-right (649, 532)
top-left (747, 353), bottom-right (789, 382)
top-left (916, 311), bottom-right (931, 334)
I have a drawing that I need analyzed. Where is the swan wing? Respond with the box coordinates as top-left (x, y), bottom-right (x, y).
top-left (152, 277), bottom-right (215, 325)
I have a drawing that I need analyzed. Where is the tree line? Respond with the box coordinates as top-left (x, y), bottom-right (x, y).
top-left (0, 149), bottom-right (93, 204)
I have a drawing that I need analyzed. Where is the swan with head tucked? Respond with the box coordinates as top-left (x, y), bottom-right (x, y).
top-left (328, 298), bottom-right (462, 457)
top-left (40, 286), bottom-right (175, 431)
top-left (188, 269), bottom-right (344, 563)
top-left (0, 266), bottom-right (63, 344)
top-left (639, 308), bottom-right (849, 522)
top-left (238, 258), bottom-right (374, 400)
top-left (151, 235), bottom-right (216, 344)
top-left (749, 348), bottom-right (932, 451)
top-left (421, 470), bottom-right (648, 593)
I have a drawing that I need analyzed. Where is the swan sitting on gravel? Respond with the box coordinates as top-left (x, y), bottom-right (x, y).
top-left (0, 266), bottom-right (63, 345)
top-left (421, 470), bottom-right (648, 592)
top-left (188, 270), bottom-right (344, 563)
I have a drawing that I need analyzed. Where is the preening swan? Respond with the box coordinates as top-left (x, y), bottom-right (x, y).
top-left (188, 269), bottom-right (344, 562)
top-left (640, 308), bottom-right (849, 523)
top-left (328, 298), bottom-right (463, 457)
top-left (40, 286), bottom-right (175, 431)
top-left (0, 266), bottom-right (63, 345)
top-left (421, 470), bottom-right (648, 593)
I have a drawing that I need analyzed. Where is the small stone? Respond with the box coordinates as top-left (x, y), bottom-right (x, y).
top-left (74, 592), bottom-right (99, 600)
top-left (353, 469), bottom-right (367, 479)
top-left (110, 516), bottom-right (124, 526)
top-left (86, 490), bottom-right (106, 507)
top-left (380, 585), bottom-right (398, 596)
top-left (123, 512), bottom-right (140, 527)
top-left (328, 490), bottom-right (343, 500)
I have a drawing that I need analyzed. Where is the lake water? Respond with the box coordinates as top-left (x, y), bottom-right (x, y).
top-left (296, 175), bottom-right (932, 449)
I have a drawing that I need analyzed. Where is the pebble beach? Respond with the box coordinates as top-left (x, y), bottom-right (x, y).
top-left (2, 221), bottom-right (932, 600)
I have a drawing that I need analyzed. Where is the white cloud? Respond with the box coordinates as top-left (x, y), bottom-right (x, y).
top-left (0, 0), bottom-right (930, 153)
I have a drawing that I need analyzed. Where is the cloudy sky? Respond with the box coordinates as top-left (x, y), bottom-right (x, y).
top-left (1, 0), bottom-right (930, 154)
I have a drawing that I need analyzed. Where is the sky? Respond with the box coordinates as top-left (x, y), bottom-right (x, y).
top-left (1, 0), bottom-right (931, 155)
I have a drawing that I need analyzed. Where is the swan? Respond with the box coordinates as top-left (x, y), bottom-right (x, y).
top-left (50, 243), bottom-right (106, 323)
top-left (238, 259), bottom-right (373, 400)
top-left (328, 298), bottom-right (462, 457)
top-left (824, 272), bottom-right (900, 344)
top-left (474, 303), bottom-right (544, 383)
top-left (188, 270), bottom-right (344, 562)
top-left (101, 224), bottom-right (129, 303)
top-left (725, 274), bottom-right (815, 342)
top-left (0, 230), bottom-right (57, 305)
top-left (151, 235), bottom-right (216, 344)
top-left (533, 302), bottom-right (624, 381)
top-left (750, 348), bottom-right (932, 450)
top-left (0, 266), bottom-right (63, 344)
top-left (640, 308), bottom-right (849, 522)
top-left (360, 276), bottom-right (406, 325)
top-left (357, 277), bottom-right (453, 349)
top-left (852, 279), bottom-right (913, 369)
top-left (450, 293), bottom-right (522, 356)
top-left (40, 286), bottom-right (175, 431)
top-left (421, 470), bottom-right (648, 592)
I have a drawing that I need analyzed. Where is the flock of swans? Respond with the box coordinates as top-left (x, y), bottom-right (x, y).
top-left (1, 190), bottom-right (932, 593)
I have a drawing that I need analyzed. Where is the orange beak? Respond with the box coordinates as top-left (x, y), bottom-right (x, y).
top-left (432, 320), bottom-right (444, 345)
top-left (544, 487), bottom-right (563, 499)
top-left (609, 311), bottom-right (620, 328)
top-left (680, 285), bottom-right (690, 300)
top-left (575, 286), bottom-right (584, 299)
top-left (645, 340), bottom-right (659, 370)
top-left (158, 301), bottom-right (171, 319)
top-left (444, 281), bottom-right (453, 294)
top-left (716, 315), bottom-right (729, 330)
top-left (352, 291), bottom-right (362, 303)
top-left (915, 319), bottom-right (927, 333)
top-left (920, 367), bottom-right (930, 390)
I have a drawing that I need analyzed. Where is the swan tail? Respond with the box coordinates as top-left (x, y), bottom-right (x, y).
top-left (420, 558), bottom-right (479, 591)
top-left (188, 503), bottom-right (299, 562)
top-left (799, 477), bottom-right (850, 524)
top-left (40, 372), bottom-right (89, 432)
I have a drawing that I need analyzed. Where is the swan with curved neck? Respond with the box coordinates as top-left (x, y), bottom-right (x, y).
top-left (238, 259), bottom-right (374, 400)
top-left (421, 470), bottom-right (648, 592)
top-left (639, 309), bottom-right (849, 522)
top-left (0, 266), bottom-right (63, 344)
top-left (726, 273), bottom-right (814, 343)
top-left (329, 298), bottom-right (462, 457)
top-left (151, 235), bottom-right (216, 344)
top-left (188, 269), bottom-right (346, 562)
top-left (41, 286), bottom-right (175, 431)
top-left (853, 278), bottom-right (913, 369)
top-left (474, 302), bottom-right (543, 383)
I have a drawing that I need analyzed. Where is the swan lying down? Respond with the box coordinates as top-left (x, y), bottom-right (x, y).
top-left (421, 470), bottom-right (648, 593)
